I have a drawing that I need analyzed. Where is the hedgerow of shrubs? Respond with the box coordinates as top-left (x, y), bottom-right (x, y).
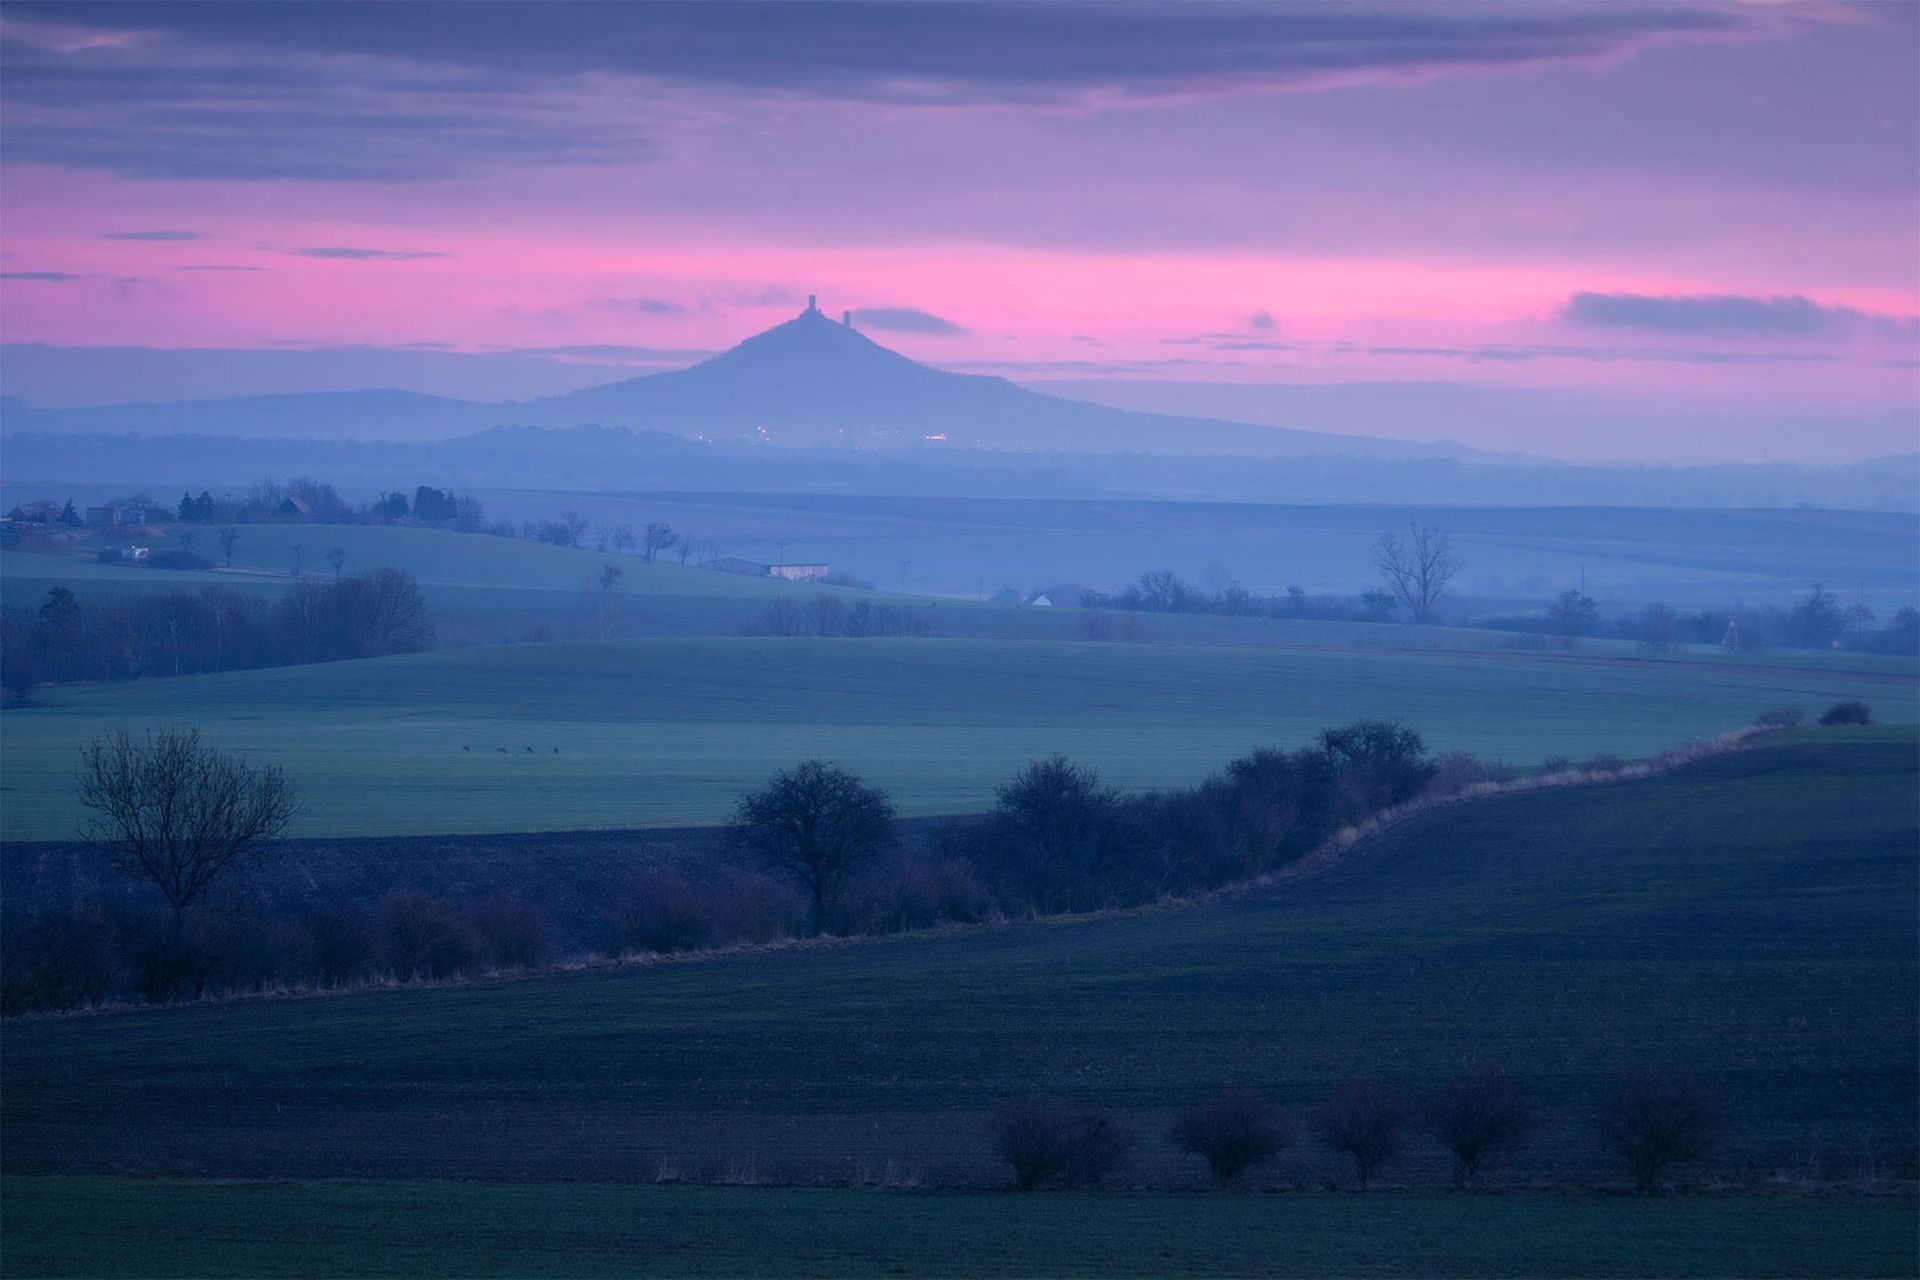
top-left (992, 1070), bottom-right (1719, 1193)
top-left (6, 716), bottom-right (1693, 1015)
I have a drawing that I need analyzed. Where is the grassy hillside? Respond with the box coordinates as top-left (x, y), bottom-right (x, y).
top-left (6, 730), bottom-right (1913, 1187)
top-left (2, 635), bottom-right (1911, 838)
top-left (5, 1178), bottom-right (1913, 1279)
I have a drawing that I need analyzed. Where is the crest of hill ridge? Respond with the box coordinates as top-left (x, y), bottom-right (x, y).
top-left (0, 306), bottom-right (1473, 458)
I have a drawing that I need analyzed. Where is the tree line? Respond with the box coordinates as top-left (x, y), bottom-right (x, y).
top-left (163, 478), bottom-right (484, 529)
top-left (993, 1068), bottom-right (1724, 1194)
top-left (1487, 584), bottom-right (1919, 656)
top-left (0, 568), bottom-right (432, 705)
top-left (5, 704), bottom-right (1866, 1010)
top-left (1079, 524), bottom-right (1458, 626)
top-left (4, 717), bottom-right (1479, 1009)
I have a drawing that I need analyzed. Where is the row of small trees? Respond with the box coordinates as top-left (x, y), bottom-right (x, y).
top-left (0, 570), bottom-right (432, 704)
top-left (994, 1070), bottom-right (1723, 1194)
top-left (165, 479), bottom-right (483, 529)
top-left (1076, 524), bottom-right (1461, 625)
top-left (1492, 585), bottom-right (1919, 655)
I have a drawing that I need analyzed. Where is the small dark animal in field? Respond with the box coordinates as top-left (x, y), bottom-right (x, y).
top-left (462, 746), bottom-right (471, 752)
top-left (525, 746), bottom-right (534, 753)
top-left (552, 747), bottom-right (559, 753)
top-left (496, 747), bottom-right (508, 754)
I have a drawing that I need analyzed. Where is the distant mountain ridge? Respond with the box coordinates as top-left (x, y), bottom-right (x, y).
top-left (1, 306), bottom-right (1477, 460)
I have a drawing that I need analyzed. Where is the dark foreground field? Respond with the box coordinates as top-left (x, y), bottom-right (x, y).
top-left (5, 730), bottom-right (1915, 1185)
top-left (4, 1178), bottom-right (1915, 1279)
top-left (3, 730), bottom-right (1915, 1278)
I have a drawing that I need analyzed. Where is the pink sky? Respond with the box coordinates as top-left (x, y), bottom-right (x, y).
top-left (1, 2), bottom-right (1915, 460)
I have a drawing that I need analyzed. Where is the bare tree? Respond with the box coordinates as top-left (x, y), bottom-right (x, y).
top-left (1372, 523), bottom-right (1460, 624)
top-left (1313, 1082), bottom-right (1410, 1187)
top-left (558, 509), bottom-right (590, 547)
top-left (732, 760), bottom-right (894, 933)
top-left (340, 566), bottom-right (434, 654)
top-left (217, 526), bottom-right (240, 567)
top-left (1167, 1090), bottom-right (1288, 1185)
top-left (1425, 1065), bottom-right (1535, 1186)
top-left (77, 729), bottom-right (298, 931)
top-left (643, 521), bottom-right (676, 563)
top-left (326, 546), bottom-right (346, 580)
top-left (675, 533), bottom-right (695, 565)
top-left (579, 564), bottom-right (625, 640)
top-left (609, 523), bottom-right (639, 556)
top-left (1597, 1074), bottom-right (1724, 1192)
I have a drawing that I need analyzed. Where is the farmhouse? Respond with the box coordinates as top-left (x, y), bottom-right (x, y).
top-left (5, 500), bottom-right (65, 524)
top-left (275, 495), bottom-right (313, 519)
top-left (87, 504), bottom-right (171, 527)
top-left (710, 556), bottom-right (832, 582)
top-left (118, 546), bottom-right (150, 562)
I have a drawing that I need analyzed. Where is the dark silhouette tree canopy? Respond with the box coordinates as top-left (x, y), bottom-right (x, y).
top-left (732, 760), bottom-right (894, 932)
top-left (1424, 1065), bottom-right (1536, 1185)
top-left (77, 728), bottom-right (299, 925)
top-left (1167, 1090), bottom-right (1288, 1185)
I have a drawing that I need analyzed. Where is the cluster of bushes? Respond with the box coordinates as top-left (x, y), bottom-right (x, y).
top-left (754, 594), bottom-right (933, 639)
top-left (0, 569), bottom-right (432, 704)
top-left (1756, 701), bottom-right (1874, 729)
top-left (1, 890), bottom-right (552, 1012)
top-left (991, 1069), bottom-right (1724, 1194)
top-left (933, 721), bottom-right (1445, 918)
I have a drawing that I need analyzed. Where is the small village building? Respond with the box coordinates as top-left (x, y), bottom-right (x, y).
top-left (118, 546), bottom-right (150, 562)
top-left (275, 495), bottom-right (313, 519)
top-left (1025, 593), bottom-right (1054, 608)
top-left (5, 500), bottom-right (64, 524)
top-left (86, 505), bottom-right (169, 527)
top-left (709, 556), bottom-right (832, 582)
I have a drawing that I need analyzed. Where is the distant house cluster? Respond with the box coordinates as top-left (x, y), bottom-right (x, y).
top-left (4, 499), bottom-right (171, 528)
top-left (710, 556), bottom-right (831, 583)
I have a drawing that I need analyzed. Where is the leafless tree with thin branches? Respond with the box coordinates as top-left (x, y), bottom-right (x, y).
top-left (1372, 522), bottom-right (1461, 624)
top-left (77, 729), bottom-right (298, 930)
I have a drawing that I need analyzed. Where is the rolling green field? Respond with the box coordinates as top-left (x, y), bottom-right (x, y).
top-left (5, 1178), bottom-right (1914, 1279)
top-left (6, 730), bottom-right (1913, 1189)
top-left (2, 633), bottom-right (1912, 838)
